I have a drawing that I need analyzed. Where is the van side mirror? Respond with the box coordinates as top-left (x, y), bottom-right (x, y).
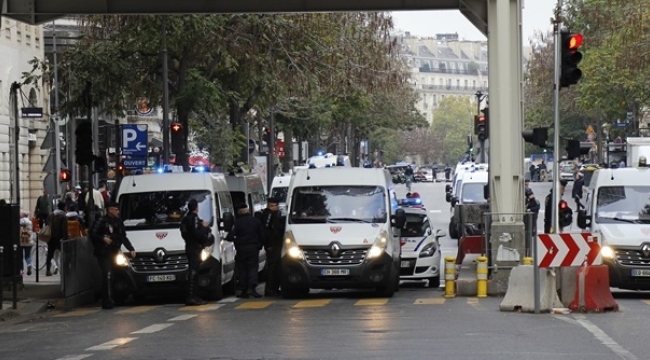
top-left (392, 208), bottom-right (406, 229)
top-left (220, 212), bottom-right (235, 231)
top-left (577, 210), bottom-right (590, 229)
top-left (445, 184), bottom-right (452, 193)
top-left (445, 193), bottom-right (452, 203)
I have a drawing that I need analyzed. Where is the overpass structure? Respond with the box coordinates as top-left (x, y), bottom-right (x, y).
top-left (2, 0), bottom-right (525, 235)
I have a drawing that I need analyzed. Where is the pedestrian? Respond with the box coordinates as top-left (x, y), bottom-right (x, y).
top-left (66, 203), bottom-right (86, 238)
top-left (45, 201), bottom-right (68, 276)
top-left (260, 197), bottom-right (285, 296)
top-left (226, 203), bottom-right (265, 298)
top-left (544, 180), bottom-right (568, 234)
top-left (524, 181), bottom-right (540, 237)
top-left (34, 189), bottom-right (52, 229)
top-left (19, 210), bottom-right (35, 276)
top-left (180, 198), bottom-right (214, 305)
top-left (90, 202), bottom-right (136, 309)
top-left (572, 172), bottom-right (585, 211)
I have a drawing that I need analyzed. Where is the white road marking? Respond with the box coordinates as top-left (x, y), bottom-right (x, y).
top-left (573, 315), bottom-right (638, 360)
top-left (54, 355), bottom-right (93, 360)
top-left (86, 337), bottom-right (138, 351)
top-left (168, 314), bottom-right (197, 321)
top-left (131, 323), bottom-right (174, 334)
top-left (429, 210), bottom-right (442, 214)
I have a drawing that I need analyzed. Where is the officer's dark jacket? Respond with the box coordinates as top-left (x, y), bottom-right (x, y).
top-left (260, 208), bottom-right (284, 249)
top-left (90, 215), bottom-right (135, 256)
top-left (526, 196), bottom-right (540, 214)
top-left (226, 213), bottom-right (265, 251)
top-left (572, 178), bottom-right (584, 199)
top-left (544, 191), bottom-right (552, 225)
top-left (180, 212), bottom-right (212, 248)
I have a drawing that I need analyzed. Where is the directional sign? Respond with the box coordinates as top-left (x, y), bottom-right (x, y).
top-left (122, 124), bottom-right (149, 156)
top-left (537, 233), bottom-right (601, 268)
top-left (122, 158), bottom-right (147, 169)
top-left (613, 122), bottom-right (629, 128)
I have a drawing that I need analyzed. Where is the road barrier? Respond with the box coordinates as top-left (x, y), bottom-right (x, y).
top-left (500, 258), bottom-right (563, 313)
top-left (61, 237), bottom-right (102, 309)
top-left (568, 265), bottom-right (618, 313)
top-left (476, 256), bottom-right (488, 298)
top-left (444, 256), bottom-right (456, 298)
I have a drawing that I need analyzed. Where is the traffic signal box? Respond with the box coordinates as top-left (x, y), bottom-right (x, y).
top-left (560, 31), bottom-right (584, 88)
top-left (171, 122), bottom-right (183, 154)
top-left (474, 107), bottom-right (489, 141)
top-left (60, 169), bottom-right (71, 182)
top-left (522, 127), bottom-right (548, 148)
top-left (75, 122), bottom-right (94, 166)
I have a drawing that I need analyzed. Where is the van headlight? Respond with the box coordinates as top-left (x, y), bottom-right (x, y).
top-left (282, 231), bottom-right (304, 260)
top-left (201, 245), bottom-right (214, 262)
top-left (419, 242), bottom-right (437, 258)
top-left (600, 245), bottom-right (615, 259)
top-left (115, 252), bottom-right (129, 267)
top-left (367, 231), bottom-right (389, 259)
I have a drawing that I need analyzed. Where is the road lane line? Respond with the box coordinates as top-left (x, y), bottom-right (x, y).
top-left (168, 314), bottom-right (197, 321)
top-left (293, 299), bottom-right (332, 308)
top-left (54, 355), bottom-right (93, 360)
top-left (355, 299), bottom-right (389, 306)
top-left (180, 303), bottom-right (224, 311)
top-left (235, 301), bottom-right (273, 309)
top-left (414, 298), bottom-right (445, 305)
top-left (85, 337), bottom-right (138, 351)
top-left (116, 306), bottom-right (159, 315)
top-left (573, 315), bottom-right (638, 360)
top-left (131, 323), bottom-right (174, 334)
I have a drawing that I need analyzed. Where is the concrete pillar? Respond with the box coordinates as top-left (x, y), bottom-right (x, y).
top-left (487, 0), bottom-right (526, 292)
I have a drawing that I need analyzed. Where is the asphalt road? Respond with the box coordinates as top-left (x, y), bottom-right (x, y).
top-left (2, 180), bottom-right (650, 360)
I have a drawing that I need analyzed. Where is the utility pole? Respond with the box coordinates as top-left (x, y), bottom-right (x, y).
top-left (267, 110), bottom-right (276, 194)
top-left (10, 82), bottom-right (21, 207)
top-left (52, 20), bottom-right (62, 197)
top-left (552, 1), bottom-right (563, 234)
top-left (161, 17), bottom-right (170, 165)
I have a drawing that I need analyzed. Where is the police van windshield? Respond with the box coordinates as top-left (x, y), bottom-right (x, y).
top-left (290, 186), bottom-right (386, 224)
top-left (120, 190), bottom-right (213, 230)
top-left (461, 183), bottom-right (487, 203)
top-left (271, 187), bottom-right (288, 203)
top-left (596, 185), bottom-right (650, 224)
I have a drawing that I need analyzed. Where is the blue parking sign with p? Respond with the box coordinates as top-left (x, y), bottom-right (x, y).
top-left (122, 124), bottom-right (149, 156)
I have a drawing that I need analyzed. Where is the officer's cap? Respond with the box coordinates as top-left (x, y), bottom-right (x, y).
top-left (235, 203), bottom-right (248, 210)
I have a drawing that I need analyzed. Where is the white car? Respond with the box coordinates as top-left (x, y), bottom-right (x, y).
top-left (398, 207), bottom-right (445, 287)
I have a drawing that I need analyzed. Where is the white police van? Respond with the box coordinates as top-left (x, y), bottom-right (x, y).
top-left (281, 167), bottom-right (405, 298)
top-left (114, 172), bottom-right (235, 303)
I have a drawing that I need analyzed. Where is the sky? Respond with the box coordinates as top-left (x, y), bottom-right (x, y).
top-left (391, 0), bottom-right (556, 43)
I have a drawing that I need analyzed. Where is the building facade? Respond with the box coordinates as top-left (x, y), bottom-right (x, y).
top-left (0, 18), bottom-right (49, 212)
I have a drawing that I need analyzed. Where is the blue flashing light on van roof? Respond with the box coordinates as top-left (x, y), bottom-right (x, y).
top-left (191, 165), bottom-right (206, 173)
top-left (156, 167), bottom-right (165, 174)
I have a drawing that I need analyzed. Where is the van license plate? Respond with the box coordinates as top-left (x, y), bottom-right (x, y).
top-left (401, 261), bottom-right (412, 268)
top-left (146, 275), bottom-right (176, 282)
top-left (320, 269), bottom-right (349, 276)
top-left (631, 269), bottom-right (650, 277)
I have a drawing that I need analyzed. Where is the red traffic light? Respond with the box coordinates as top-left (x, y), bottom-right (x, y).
top-left (477, 115), bottom-right (485, 123)
top-left (567, 33), bottom-right (583, 50)
top-left (171, 122), bottom-right (182, 132)
top-left (116, 162), bottom-right (124, 171)
top-left (60, 169), bottom-right (71, 182)
top-left (559, 200), bottom-right (568, 210)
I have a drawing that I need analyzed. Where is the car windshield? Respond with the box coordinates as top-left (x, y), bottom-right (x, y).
top-left (271, 187), bottom-right (288, 203)
top-left (289, 186), bottom-right (387, 224)
top-left (403, 214), bottom-right (428, 237)
top-left (461, 183), bottom-right (487, 203)
top-left (596, 185), bottom-right (650, 224)
top-left (120, 190), bottom-right (213, 230)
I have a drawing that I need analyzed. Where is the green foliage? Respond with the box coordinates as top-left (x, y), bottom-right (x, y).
top-left (429, 96), bottom-right (474, 164)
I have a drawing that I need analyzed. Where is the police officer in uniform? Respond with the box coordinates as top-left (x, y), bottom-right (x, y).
top-left (226, 203), bottom-right (265, 298)
top-left (260, 197), bottom-right (285, 296)
top-left (180, 199), bottom-right (214, 306)
top-left (90, 202), bottom-right (136, 309)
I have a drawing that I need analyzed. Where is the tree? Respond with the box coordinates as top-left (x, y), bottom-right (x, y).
top-left (429, 96), bottom-right (474, 164)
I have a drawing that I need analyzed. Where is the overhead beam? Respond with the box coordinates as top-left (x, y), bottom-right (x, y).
top-left (459, 0), bottom-right (488, 36)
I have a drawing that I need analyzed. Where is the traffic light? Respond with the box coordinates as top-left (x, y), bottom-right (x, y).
top-left (565, 139), bottom-right (592, 160)
top-left (170, 122), bottom-right (183, 154)
top-left (60, 168), bottom-right (71, 182)
top-left (93, 155), bottom-right (107, 173)
top-left (560, 31), bottom-right (584, 88)
top-left (522, 127), bottom-right (548, 148)
top-left (116, 161), bottom-right (125, 172)
top-left (558, 200), bottom-right (573, 228)
top-left (75, 121), bottom-right (94, 166)
top-left (262, 127), bottom-right (271, 143)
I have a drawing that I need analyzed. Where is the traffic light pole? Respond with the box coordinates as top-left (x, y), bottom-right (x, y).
top-left (161, 17), bottom-right (170, 166)
top-left (552, 2), bottom-right (563, 234)
top-left (52, 20), bottom-right (62, 198)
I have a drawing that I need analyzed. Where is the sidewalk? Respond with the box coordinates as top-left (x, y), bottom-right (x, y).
top-left (0, 271), bottom-right (65, 324)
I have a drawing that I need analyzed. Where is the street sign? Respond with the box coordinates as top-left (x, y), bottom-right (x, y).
top-left (537, 233), bottom-right (601, 268)
top-left (21, 107), bottom-right (43, 118)
top-left (248, 138), bottom-right (256, 154)
top-left (122, 124), bottom-right (148, 156)
top-left (613, 122), bottom-right (629, 128)
top-left (122, 157), bottom-right (147, 169)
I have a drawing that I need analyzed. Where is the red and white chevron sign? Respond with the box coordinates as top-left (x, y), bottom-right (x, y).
top-left (536, 233), bottom-right (601, 268)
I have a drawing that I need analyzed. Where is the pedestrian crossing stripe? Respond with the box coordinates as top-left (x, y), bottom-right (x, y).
top-left (116, 306), bottom-right (159, 314)
top-left (414, 298), bottom-right (445, 305)
top-left (293, 299), bottom-right (331, 308)
top-left (355, 298), bottom-right (389, 306)
top-left (235, 301), bottom-right (273, 309)
top-left (54, 308), bottom-right (101, 317)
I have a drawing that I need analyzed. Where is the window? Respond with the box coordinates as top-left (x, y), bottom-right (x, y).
top-left (120, 190), bottom-right (214, 231)
top-left (456, 79), bottom-right (460, 87)
top-left (404, 214), bottom-right (431, 237)
top-left (271, 187), bottom-right (288, 203)
top-left (26, 34), bottom-right (31, 46)
top-left (289, 186), bottom-right (387, 224)
top-left (28, 88), bottom-right (38, 107)
top-left (464, 80), bottom-right (468, 89)
top-left (596, 186), bottom-right (650, 224)
top-left (433, 95), bottom-right (437, 106)
top-left (4, 26), bottom-right (10, 39)
top-left (461, 183), bottom-right (488, 204)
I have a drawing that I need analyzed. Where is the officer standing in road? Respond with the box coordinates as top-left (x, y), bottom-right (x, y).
top-left (525, 180), bottom-right (540, 236)
top-left (180, 199), bottom-right (214, 306)
top-left (90, 202), bottom-right (136, 309)
top-left (226, 203), bottom-right (265, 298)
top-left (544, 180), bottom-right (568, 234)
top-left (261, 197), bottom-right (285, 296)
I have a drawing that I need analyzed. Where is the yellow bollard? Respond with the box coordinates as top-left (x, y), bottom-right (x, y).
top-left (522, 257), bottom-right (533, 265)
top-left (476, 256), bottom-right (488, 298)
top-left (444, 256), bottom-right (456, 298)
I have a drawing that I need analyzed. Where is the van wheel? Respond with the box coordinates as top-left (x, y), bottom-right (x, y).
top-left (206, 265), bottom-right (223, 301)
top-left (376, 264), bottom-right (398, 298)
top-left (113, 292), bottom-right (128, 306)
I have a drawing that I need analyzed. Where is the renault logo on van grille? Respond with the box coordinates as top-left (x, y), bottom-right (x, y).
top-left (642, 244), bottom-right (650, 258)
top-left (155, 249), bottom-right (166, 263)
top-left (329, 242), bottom-right (342, 257)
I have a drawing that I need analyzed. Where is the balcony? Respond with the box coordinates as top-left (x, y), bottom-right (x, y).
top-left (418, 67), bottom-right (488, 76)
top-left (417, 85), bottom-right (488, 94)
